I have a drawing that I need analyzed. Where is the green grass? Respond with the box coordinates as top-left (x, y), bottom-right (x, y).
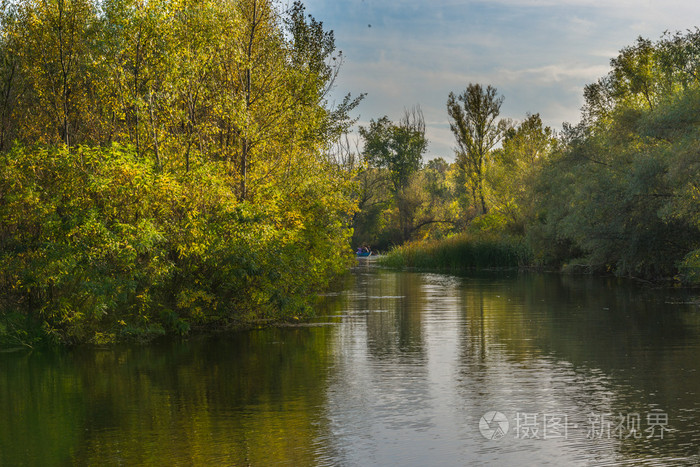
top-left (379, 232), bottom-right (533, 270)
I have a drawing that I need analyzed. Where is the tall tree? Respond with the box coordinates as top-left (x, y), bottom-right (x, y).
top-left (104, 0), bottom-right (173, 163)
top-left (528, 31), bottom-right (700, 278)
top-left (359, 106), bottom-right (427, 193)
top-left (15, 0), bottom-right (96, 146)
top-left (359, 107), bottom-right (428, 242)
top-left (0, 2), bottom-right (20, 151)
top-left (447, 83), bottom-right (506, 215)
top-left (488, 113), bottom-right (556, 231)
top-left (168, 0), bottom-right (219, 171)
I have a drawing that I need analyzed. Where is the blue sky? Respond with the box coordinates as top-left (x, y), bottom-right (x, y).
top-left (300, 0), bottom-right (700, 161)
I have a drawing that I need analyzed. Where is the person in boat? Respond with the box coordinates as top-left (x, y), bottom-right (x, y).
top-left (356, 246), bottom-right (371, 256)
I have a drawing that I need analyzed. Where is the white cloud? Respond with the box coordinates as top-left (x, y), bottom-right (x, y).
top-left (496, 64), bottom-right (610, 85)
top-left (305, 0), bottom-right (700, 160)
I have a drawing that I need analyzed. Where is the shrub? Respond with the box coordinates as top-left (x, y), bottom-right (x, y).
top-left (0, 145), bottom-right (354, 345)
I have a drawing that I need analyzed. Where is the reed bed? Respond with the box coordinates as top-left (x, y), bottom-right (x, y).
top-left (379, 233), bottom-right (532, 270)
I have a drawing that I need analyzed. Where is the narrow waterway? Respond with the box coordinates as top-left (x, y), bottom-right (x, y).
top-left (2, 261), bottom-right (700, 465)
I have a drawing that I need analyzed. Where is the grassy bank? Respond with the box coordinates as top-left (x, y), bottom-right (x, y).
top-left (378, 232), bottom-right (533, 270)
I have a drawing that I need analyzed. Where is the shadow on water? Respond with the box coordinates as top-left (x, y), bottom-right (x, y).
top-left (0, 329), bottom-right (336, 466)
top-left (450, 272), bottom-right (700, 464)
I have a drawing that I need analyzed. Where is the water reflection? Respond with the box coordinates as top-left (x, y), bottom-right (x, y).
top-left (0, 329), bottom-right (335, 466)
top-left (322, 268), bottom-right (700, 466)
top-left (1, 266), bottom-right (699, 465)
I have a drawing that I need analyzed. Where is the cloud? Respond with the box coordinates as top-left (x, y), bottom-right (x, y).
top-left (304, 0), bottom-right (700, 160)
top-left (496, 64), bottom-right (610, 85)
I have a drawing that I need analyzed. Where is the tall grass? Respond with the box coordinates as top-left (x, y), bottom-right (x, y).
top-left (379, 232), bottom-right (533, 270)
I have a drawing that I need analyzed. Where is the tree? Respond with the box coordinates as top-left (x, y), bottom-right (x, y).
top-left (582, 33), bottom-right (694, 126)
top-left (13, 0), bottom-right (97, 146)
top-left (401, 157), bottom-right (456, 239)
top-left (447, 83), bottom-right (506, 215)
top-left (0, 2), bottom-right (20, 151)
top-left (0, 0), bottom-right (364, 344)
top-left (358, 108), bottom-right (428, 243)
top-left (527, 31), bottom-right (700, 279)
top-left (167, 0), bottom-right (220, 171)
top-left (657, 28), bottom-right (700, 88)
top-left (500, 113), bottom-right (554, 165)
top-left (610, 37), bottom-right (659, 111)
top-left (488, 113), bottom-right (555, 232)
top-left (359, 106), bottom-right (427, 193)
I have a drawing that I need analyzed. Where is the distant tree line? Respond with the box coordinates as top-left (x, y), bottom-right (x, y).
top-left (357, 30), bottom-right (700, 281)
top-left (530, 31), bottom-right (700, 280)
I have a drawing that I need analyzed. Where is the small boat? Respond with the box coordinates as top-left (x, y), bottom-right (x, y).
top-left (356, 249), bottom-right (372, 257)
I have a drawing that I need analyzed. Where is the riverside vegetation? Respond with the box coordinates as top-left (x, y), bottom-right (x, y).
top-left (2, 2), bottom-right (699, 346)
top-left (0, 0), bottom-right (362, 346)
top-left (358, 33), bottom-right (700, 283)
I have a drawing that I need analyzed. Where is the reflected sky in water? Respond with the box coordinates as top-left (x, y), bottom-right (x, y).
top-left (319, 265), bottom-right (700, 466)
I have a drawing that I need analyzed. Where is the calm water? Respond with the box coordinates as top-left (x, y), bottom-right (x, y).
top-left (2, 261), bottom-right (700, 466)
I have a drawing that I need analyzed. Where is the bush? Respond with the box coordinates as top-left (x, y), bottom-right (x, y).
top-left (0, 145), bottom-right (354, 345)
top-left (678, 249), bottom-right (700, 284)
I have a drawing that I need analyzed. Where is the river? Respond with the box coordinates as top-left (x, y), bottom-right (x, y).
top-left (2, 260), bottom-right (700, 465)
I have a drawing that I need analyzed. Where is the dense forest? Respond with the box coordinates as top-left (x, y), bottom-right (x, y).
top-left (0, 0), bottom-right (362, 345)
top-left (358, 32), bottom-right (700, 283)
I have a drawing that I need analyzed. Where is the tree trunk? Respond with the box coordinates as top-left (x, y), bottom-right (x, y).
top-left (148, 91), bottom-right (160, 169)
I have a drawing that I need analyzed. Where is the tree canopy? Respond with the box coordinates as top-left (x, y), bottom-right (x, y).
top-left (527, 30), bottom-right (700, 279)
top-left (359, 107), bottom-right (427, 193)
top-left (447, 83), bottom-right (506, 215)
top-left (0, 0), bottom-right (363, 346)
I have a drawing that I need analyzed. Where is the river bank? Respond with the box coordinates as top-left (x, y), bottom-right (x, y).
top-left (378, 231), bottom-right (699, 286)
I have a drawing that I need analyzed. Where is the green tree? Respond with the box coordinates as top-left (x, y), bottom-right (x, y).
top-left (656, 28), bottom-right (700, 89)
top-left (0, 0), bottom-right (363, 344)
top-left (359, 107), bottom-right (427, 193)
top-left (285, 1), bottom-right (363, 142)
top-left (100, 0), bottom-right (165, 159)
top-left (359, 107), bottom-right (428, 243)
top-left (398, 157), bottom-right (457, 240)
top-left (488, 113), bottom-right (556, 232)
top-left (0, 2), bottom-right (20, 151)
top-left (447, 83), bottom-right (506, 215)
top-left (528, 31), bottom-right (700, 279)
top-left (12, 0), bottom-right (97, 146)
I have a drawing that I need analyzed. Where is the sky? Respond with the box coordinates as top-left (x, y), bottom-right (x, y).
top-left (299, 0), bottom-right (700, 161)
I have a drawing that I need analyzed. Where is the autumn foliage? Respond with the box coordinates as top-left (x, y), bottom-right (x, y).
top-left (0, 0), bottom-right (360, 345)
